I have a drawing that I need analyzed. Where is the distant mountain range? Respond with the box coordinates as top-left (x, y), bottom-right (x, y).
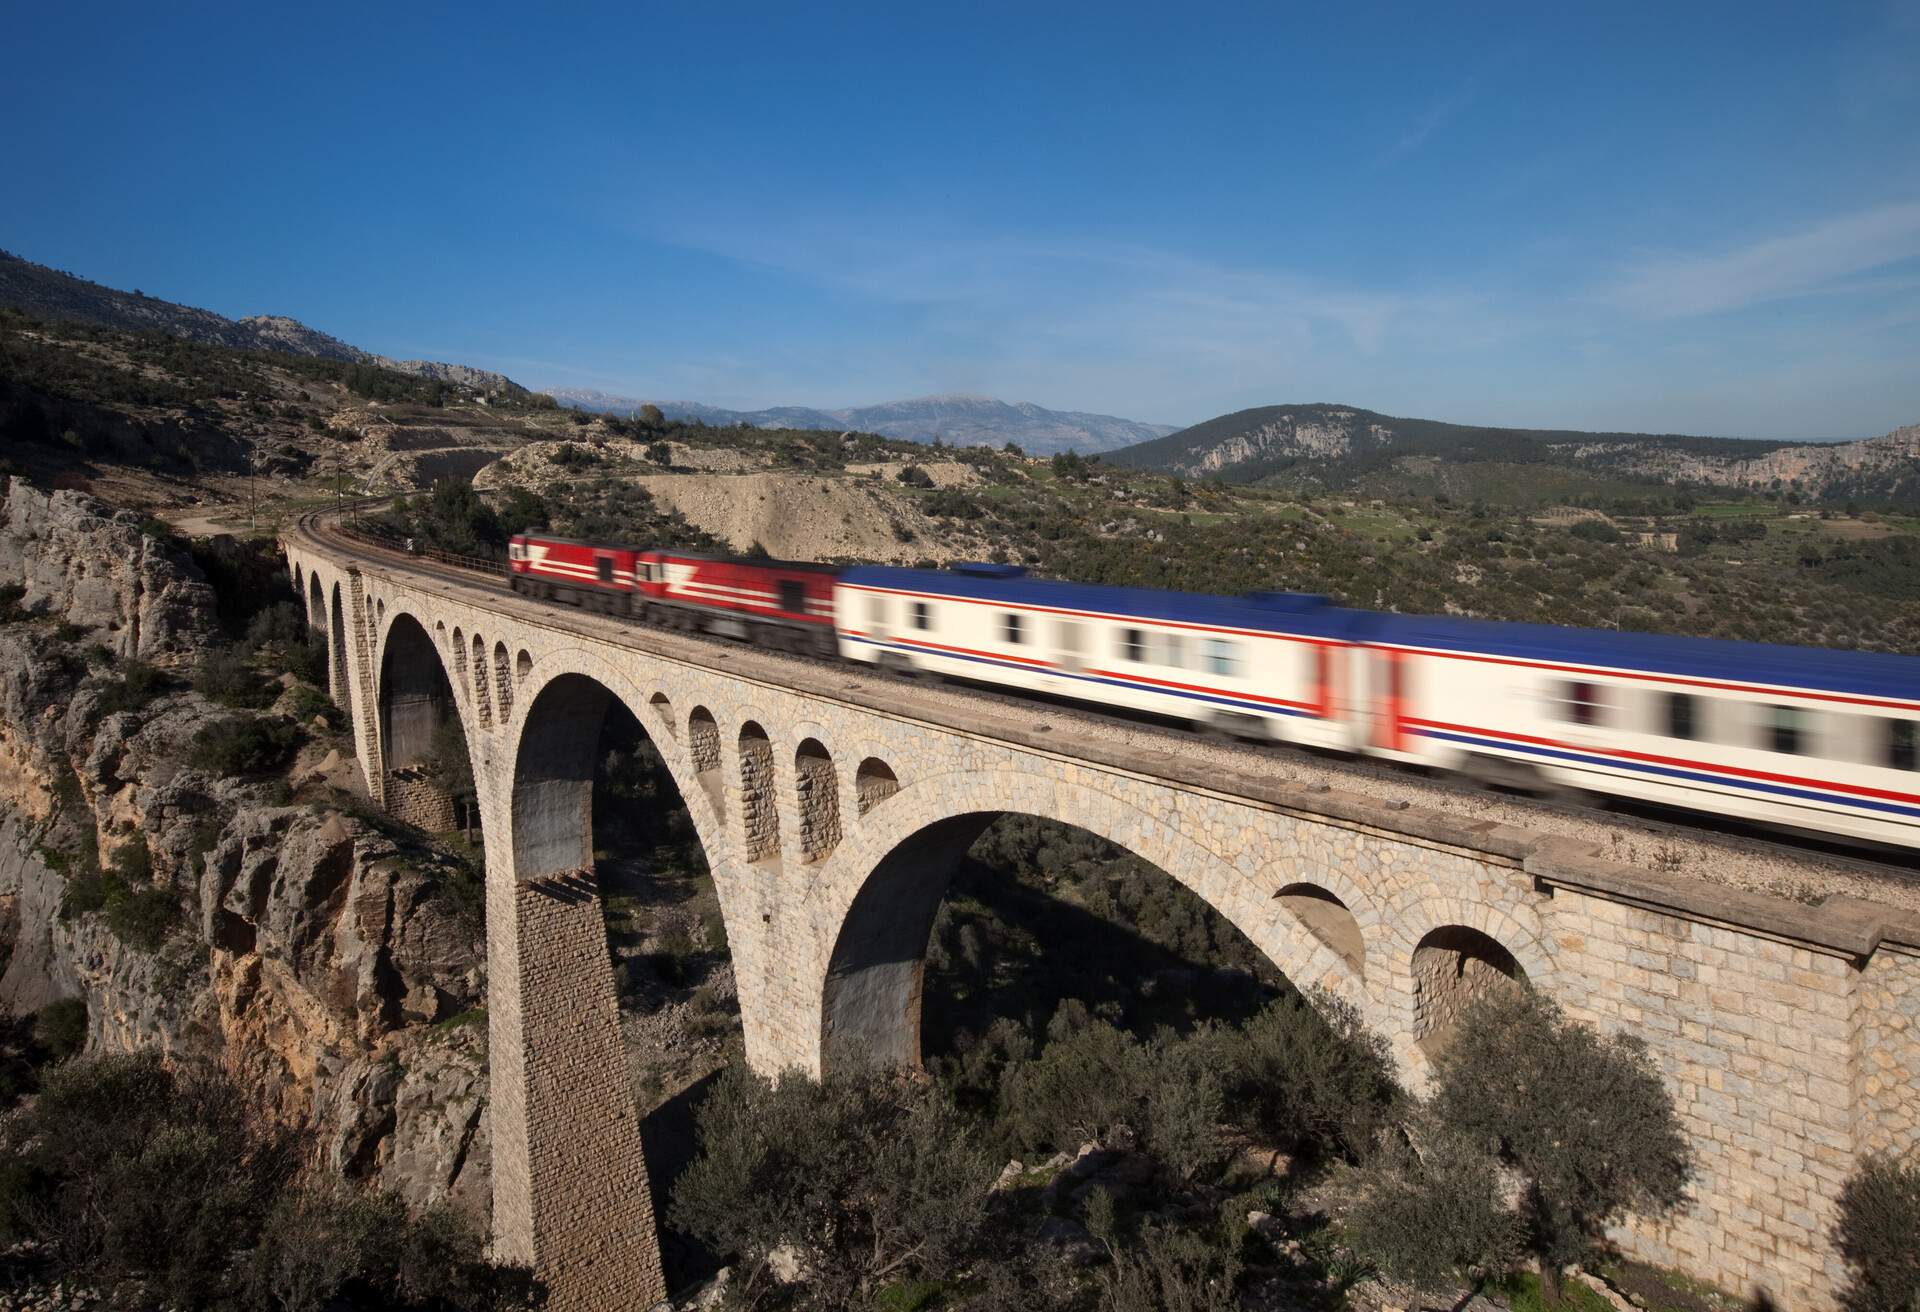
top-left (1106, 402), bottom-right (1920, 505)
top-left (549, 388), bottom-right (1179, 456)
top-left (0, 249), bottom-right (522, 395)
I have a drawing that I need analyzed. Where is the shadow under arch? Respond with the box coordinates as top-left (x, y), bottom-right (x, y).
top-left (819, 783), bottom-right (1362, 1074)
top-left (328, 582), bottom-right (354, 719)
top-left (376, 611), bottom-right (465, 773)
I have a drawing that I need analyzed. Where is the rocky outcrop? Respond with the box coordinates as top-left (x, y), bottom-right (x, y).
top-left (0, 482), bottom-right (492, 1220)
top-left (0, 482), bottom-right (217, 663)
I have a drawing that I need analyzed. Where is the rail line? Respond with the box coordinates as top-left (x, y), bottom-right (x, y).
top-left (294, 508), bottom-right (1916, 888)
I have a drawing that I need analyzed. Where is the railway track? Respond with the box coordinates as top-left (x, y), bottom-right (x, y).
top-left (294, 508), bottom-right (1918, 892)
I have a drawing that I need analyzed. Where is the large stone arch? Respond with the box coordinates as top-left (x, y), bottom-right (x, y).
top-left (815, 767), bottom-right (1365, 1074)
top-left (487, 653), bottom-right (733, 1307)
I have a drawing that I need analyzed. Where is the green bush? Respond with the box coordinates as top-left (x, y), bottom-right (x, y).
top-left (0, 1054), bottom-right (533, 1309)
top-left (188, 716), bottom-right (301, 777)
top-left (671, 1062), bottom-right (993, 1309)
top-left (33, 999), bottom-right (88, 1065)
top-left (94, 660), bottom-right (169, 715)
top-left (1835, 1152), bottom-right (1920, 1312)
top-left (1218, 991), bottom-right (1401, 1162)
top-left (194, 643), bottom-right (274, 708)
top-left (1347, 1117), bottom-right (1520, 1294)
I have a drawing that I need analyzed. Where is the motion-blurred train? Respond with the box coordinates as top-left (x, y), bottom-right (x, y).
top-left (507, 533), bottom-right (1920, 851)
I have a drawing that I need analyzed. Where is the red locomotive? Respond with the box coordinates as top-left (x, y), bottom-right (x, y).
top-left (507, 534), bottom-right (836, 655)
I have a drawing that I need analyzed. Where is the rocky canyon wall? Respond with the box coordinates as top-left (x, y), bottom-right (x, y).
top-left (0, 479), bottom-right (493, 1222)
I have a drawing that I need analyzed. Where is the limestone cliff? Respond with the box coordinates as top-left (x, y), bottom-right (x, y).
top-left (0, 480), bottom-right (491, 1221)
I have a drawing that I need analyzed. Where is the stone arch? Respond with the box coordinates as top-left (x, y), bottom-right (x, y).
top-left (649, 692), bottom-right (675, 738)
top-left (305, 570), bottom-right (323, 630)
top-left (854, 757), bottom-right (899, 814)
top-left (502, 653), bottom-right (722, 874)
top-left (816, 770), bottom-right (1360, 1073)
top-left (737, 721), bottom-right (780, 862)
top-left (1274, 883), bottom-right (1365, 978)
top-left (794, 738), bottom-right (841, 861)
top-left (1411, 924), bottom-right (1528, 1057)
top-left (376, 611), bottom-right (474, 832)
top-left (493, 642), bottom-right (514, 718)
top-left (376, 597), bottom-right (385, 626)
top-left (471, 633), bottom-right (493, 728)
top-left (328, 582), bottom-right (354, 717)
top-left (516, 649), bottom-right (532, 683)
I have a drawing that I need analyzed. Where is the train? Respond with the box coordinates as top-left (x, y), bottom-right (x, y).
top-left (507, 532), bottom-right (1920, 851)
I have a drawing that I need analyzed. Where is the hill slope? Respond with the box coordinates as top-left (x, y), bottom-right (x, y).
top-left (1107, 402), bottom-right (1919, 505)
top-left (548, 388), bottom-right (1178, 455)
top-left (0, 249), bottom-right (522, 394)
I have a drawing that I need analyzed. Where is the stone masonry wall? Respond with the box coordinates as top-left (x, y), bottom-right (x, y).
top-left (385, 769), bottom-right (457, 833)
top-left (1854, 944), bottom-right (1920, 1158)
top-left (1546, 893), bottom-right (1858, 1304)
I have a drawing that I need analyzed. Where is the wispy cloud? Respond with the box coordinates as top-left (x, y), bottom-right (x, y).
top-left (1379, 82), bottom-right (1476, 165)
top-left (1604, 199), bottom-right (1920, 317)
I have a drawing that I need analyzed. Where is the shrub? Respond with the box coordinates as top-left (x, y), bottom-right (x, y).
top-left (0, 1054), bottom-right (532, 1309)
top-left (1219, 992), bottom-right (1401, 1161)
top-left (188, 716), bottom-right (301, 777)
top-left (897, 465), bottom-right (935, 489)
top-left (34, 998), bottom-right (88, 1065)
top-left (1835, 1152), bottom-right (1920, 1312)
top-left (0, 583), bottom-right (27, 622)
top-left (997, 1016), bottom-right (1148, 1154)
top-left (671, 1062), bottom-right (993, 1309)
top-left (194, 643), bottom-right (273, 708)
top-left (1095, 1219), bottom-right (1241, 1312)
top-left (94, 660), bottom-right (168, 715)
top-left (1347, 1117), bottom-right (1520, 1293)
top-left (1426, 989), bottom-right (1691, 1303)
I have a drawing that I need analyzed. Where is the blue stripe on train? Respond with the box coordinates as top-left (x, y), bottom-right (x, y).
top-left (1416, 728), bottom-right (1920, 821)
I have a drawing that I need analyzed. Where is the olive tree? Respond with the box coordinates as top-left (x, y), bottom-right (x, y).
top-left (1426, 988), bottom-right (1691, 1305)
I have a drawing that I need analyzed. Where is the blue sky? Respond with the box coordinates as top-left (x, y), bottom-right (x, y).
top-left (5, 2), bottom-right (1919, 437)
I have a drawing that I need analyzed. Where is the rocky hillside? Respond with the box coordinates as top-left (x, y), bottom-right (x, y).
top-left (0, 248), bottom-right (522, 394)
top-left (1108, 402), bottom-right (1920, 505)
top-left (0, 479), bottom-right (490, 1219)
top-left (550, 389), bottom-right (1179, 456)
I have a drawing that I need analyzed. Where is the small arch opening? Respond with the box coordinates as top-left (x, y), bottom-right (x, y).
top-left (1274, 883), bottom-right (1364, 978)
top-left (516, 649), bottom-right (532, 683)
top-left (794, 738), bottom-right (841, 861)
top-left (854, 757), bottom-right (900, 815)
top-left (688, 707), bottom-right (722, 816)
top-left (737, 722), bottom-right (779, 862)
top-left (1413, 925), bottom-right (1527, 1058)
top-left (649, 691), bottom-right (676, 739)
top-left (493, 642), bottom-right (514, 718)
top-left (471, 634), bottom-right (492, 728)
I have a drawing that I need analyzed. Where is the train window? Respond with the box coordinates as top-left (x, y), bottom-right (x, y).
top-left (911, 601), bottom-right (931, 631)
top-left (780, 581), bottom-right (806, 614)
top-left (867, 595), bottom-right (886, 627)
top-left (1666, 692), bottom-right (1698, 740)
top-left (1121, 628), bottom-right (1148, 662)
top-left (1202, 638), bottom-right (1240, 677)
top-left (1003, 613), bottom-right (1024, 644)
top-left (1161, 632), bottom-right (1186, 668)
top-left (1767, 704), bottom-right (1810, 755)
top-left (1888, 719), bottom-right (1917, 771)
top-left (1555, 681), bottom-right (1606, 727)
top-left (595, 556), bottom-right (614, 585)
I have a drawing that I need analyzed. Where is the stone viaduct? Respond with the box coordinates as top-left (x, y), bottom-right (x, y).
top-left (283, 520), bottom-right (1920, 1312)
